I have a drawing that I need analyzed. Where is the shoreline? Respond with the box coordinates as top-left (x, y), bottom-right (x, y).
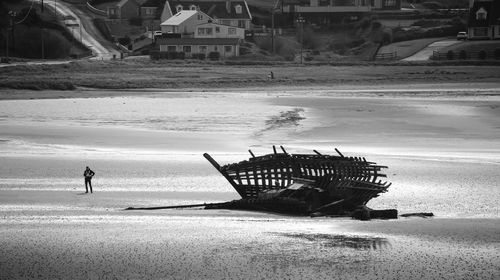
top-left (1, 81), bottom-right (500, 100)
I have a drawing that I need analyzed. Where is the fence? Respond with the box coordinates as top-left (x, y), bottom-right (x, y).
top-left (86, 1), bottom-right (107, 17)
top-left (375, 51), bottom-right (398, 60)
top-left (432, 49), bottom-right (500, 60)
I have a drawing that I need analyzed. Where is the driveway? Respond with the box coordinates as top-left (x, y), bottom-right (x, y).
top-left (403, 39), bottom-right (463, 61)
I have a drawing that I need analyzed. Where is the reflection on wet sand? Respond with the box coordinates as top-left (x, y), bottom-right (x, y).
top-left (274, 233), bottom-right (391, 250)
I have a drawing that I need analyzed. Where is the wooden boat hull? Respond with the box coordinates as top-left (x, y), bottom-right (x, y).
top-left (204, 147), bottom-right (392, 215)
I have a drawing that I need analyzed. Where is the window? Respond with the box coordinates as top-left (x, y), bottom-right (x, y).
top-left (238, 20), bottom-right (245, 28)
top-left (224, 46), bottom-right (232, 53)
top-left (235, 4), bottom-right (242, 14)
top-left (176, 5), bottom-right (182, 13)
top-left (214, 46), bottom-right (218, 51)
top-left (199, 46), bottom-right (207, 53)
top-left (197, 14), bottom-right (203, 20)
top-left (228, 28), bottom-right (236, 35)
top-left (384, 0), bottom-right (396, 7)
top-left (476, 7), bottom-right (487, 20)
top-left (167, 46), bottom-right (177, 52)
top-left (215, 27), bottom-right (220, 33)
top-left (145, 8), bottom-right (152, 15)
top-left (190, 5), bottom-right (197, 10)
top-left (222, 20), bottom-right (231, 26)
top-left (183, 46), bottom-right (191, 53)
top-left (109, 8), bottom-right (115, 15)
top-left (197, 28), bottom-right (213, 35)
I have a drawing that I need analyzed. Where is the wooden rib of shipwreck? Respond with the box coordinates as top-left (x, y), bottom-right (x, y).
top-left (203, 146), bottom-right (398, 219)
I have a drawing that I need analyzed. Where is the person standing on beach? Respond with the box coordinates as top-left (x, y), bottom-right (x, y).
top-left (83, 166), bottom-right (95, 194)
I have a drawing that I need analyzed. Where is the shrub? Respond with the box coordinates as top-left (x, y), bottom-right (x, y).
top-left (208, 51), bottom-right (220, 60)
top-left (478, 50), bottom-right (486, 60)
top-left (356, 17), bottom-right (372, 30)
top-left (371, 21), bottom-right (382, 30)
top-left (495, 49), bottom-right (500, 60)
top-left (118, 36), bottom-right (131, 46)
top-left (446, 50), bottom-right (454, 60)
top-left (191, 53), bottom-right (205, 60)
top-left (459, 50), bottom-right (467, 60)
top-left (176, 51), bottom-right (185, 59)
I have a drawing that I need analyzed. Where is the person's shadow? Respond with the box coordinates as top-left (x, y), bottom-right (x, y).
top-left (76, 192), bottom-right (89, 195)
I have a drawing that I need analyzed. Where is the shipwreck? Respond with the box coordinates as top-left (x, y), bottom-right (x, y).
top-left (126, 146), bottom-right (398, 220)
top-left (203, 146), bottom-right (397, 219)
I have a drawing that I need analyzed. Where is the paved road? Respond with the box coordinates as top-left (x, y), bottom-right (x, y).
top-left (35, 0), bottom-right (119, 60)
top-left (1, 1), bottom-right (119, 67)
top-left (403, 39), bottom-right (462, 61)
top-left (44, 0), bottom-right (119, 60)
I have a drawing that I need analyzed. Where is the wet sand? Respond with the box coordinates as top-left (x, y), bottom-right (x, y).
top-left (1, 86), bottom-right (499, 279)
top-left (1, 190), bottom-right (498, 280)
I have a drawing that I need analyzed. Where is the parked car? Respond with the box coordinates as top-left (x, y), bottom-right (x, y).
top-left (456, 32), bottom-right (468, 40)
top-left (154, 31), bottom-right (163, 38)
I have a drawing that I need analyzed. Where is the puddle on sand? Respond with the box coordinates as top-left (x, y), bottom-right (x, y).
top-left (272, 233), bottom-right (391, 250)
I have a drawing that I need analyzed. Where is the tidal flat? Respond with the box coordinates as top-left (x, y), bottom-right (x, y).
top-left (0, 86), bottom-right (499, 279)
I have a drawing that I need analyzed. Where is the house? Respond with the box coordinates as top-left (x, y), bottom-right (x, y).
top-left (161, 0), bottom-right (252, 29)
top-left (195, 22), bottom-right (245, 39)
top-left (160, 10), bottom-right (212, 34)
top-left (371, 0), bottom-right (401, 10)
top-left (280, 0), bottom-right (401, 24)
top-left (467, 0), bottom-right (500, 40)
top-left (156, 37), bottom-right (241, 57)
top-left (140, 0), bottom-right (162, 19)
top-left (107, 0), bottom-right (141, 19)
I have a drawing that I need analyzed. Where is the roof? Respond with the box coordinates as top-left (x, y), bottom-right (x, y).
top-left (167, 1), bottom-right (251, 20)
top-left (161, 10), bottom-right (198, 25)
top-left (117, 0), bottom-right (139, 8)
top-left (196, 22), bottom-right (245, 30)
top-left (468, 0), bottom-right (500, 27)
top-left (141, 0), bottom-right (162, 7)
top-left (157, 37), bottom-right (241, 45)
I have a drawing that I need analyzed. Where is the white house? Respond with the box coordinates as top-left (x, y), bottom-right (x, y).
top-left (195, 22), bottom-right (245, 39)
top-left (156, 37), bottom-right (241, 57)
top-left (160, 10), bottom-right (212, 34)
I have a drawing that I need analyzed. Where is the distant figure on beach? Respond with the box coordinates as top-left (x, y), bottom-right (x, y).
top-left (268, 71), bottom-right (274, 80)
top-left (83, 166), bottom-right (95, 194)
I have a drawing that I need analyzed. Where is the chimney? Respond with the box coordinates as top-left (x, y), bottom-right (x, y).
top-left (226, 0), bottom-right (231, 13)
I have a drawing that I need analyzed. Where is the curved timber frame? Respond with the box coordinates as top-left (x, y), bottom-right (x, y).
top-left (204, 146), bottom-right (391, 207)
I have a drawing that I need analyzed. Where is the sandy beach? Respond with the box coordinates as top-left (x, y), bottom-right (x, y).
top-left (1, 84), bottom-right (499, 279)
